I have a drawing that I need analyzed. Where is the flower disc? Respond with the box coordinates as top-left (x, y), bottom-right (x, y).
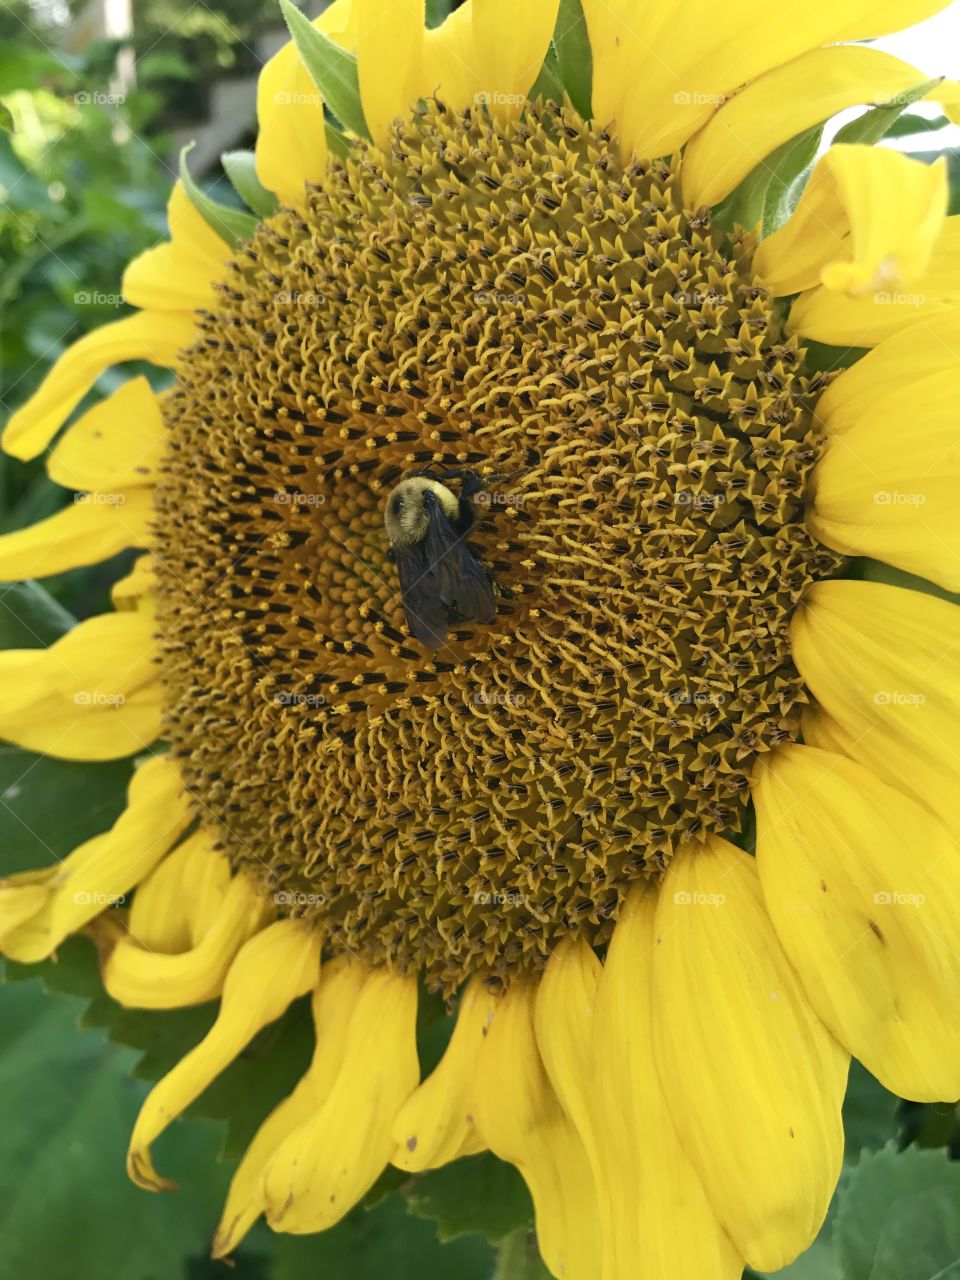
top-left (155, 100), bottom-right (841, 991)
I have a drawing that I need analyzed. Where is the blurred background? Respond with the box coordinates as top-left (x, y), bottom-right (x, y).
top-left (1, 3), bottom-right (960, 1278)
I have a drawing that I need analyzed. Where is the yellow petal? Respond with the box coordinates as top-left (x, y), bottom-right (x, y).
top-left (813, 312), bottom-right (960, 436)
top-left (471, 0), bottom-right (560, 121)
top-left (357, 0), bottom-right (426, 149)
top-left (787, 214), bottom-right (960, 345)
top-left (123, 182), bottom-right (231, 311)
top-left (0, 488), bottom-right (152, 581)
top-left (591, 890), bottom-right (743, 1280)
top-left (684, 47), bottom-right (956, 209)
top-left (755, 744), bottom-right (960, 1102)
top-left (262, 964), bottom-right (419, 1232)
top-left (472, 979), bottom-right (601, 1280)
top-left (2, 311), bottom-right (193, 462)
top-left (755, 145), bottom-right (947, 297)
top-left (0, 874), bottom-right (56, 944)
top-left (47, 376), bottom-right (166, 491)
top-left (654, 837), bottom-right (847, 1273)
top-left (791, 579), bottom-right (960, 825)
top-left (112, 554), bottom-right (157, 612)
top-left (213, 957), bottom-right (366, 1257)
top-left (391, 975), bottom-right (496, 1171)
top-left (127, 920), bottom-right (320, 1191)
top-left (583, 0), bottom-right (954, 164)
top-left (0, 611), bottom-right (162, 761)
top-left (423, 4), bottom-right (475, 111)
top-left (103, 871), bottom-right (271, 1009)
top-left (809, 369), bottom-right (960, 589)
top-left (124, 829), bottom-right (231, 953)
top-left (254, 2), bottom-right (358, 207)
top-left (0, 755), bottom-right (191, 963)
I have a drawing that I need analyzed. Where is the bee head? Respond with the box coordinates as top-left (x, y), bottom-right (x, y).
top-left (384, 475), bottom-right (461, 549)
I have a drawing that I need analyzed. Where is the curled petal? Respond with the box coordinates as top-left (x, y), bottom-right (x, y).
top-left (127, 920), bottom-right (321, 1191)
top-left (0, 756), bottom-right (191, 963)
top-left (391, 975), bottom-right (496, 1171)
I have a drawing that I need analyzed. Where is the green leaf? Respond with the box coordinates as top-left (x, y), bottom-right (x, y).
top-left (753, 1238), bottom-right (843, 1280)
top-left (0, 977), bottom-right (232, 1280)
top-left (833, 78), bottom-right (944, 148)
top-left (270, 1191), bottom-right (493, 1280)
top-left (279, 0), bottom-right (370, 141)
top-left (221, 149), bottom-right (278, 219)
top-left (179, 142), bottom-right (258, 249)
top-left (493, 1229), bottom-right (551, 1279)
top-left (0, 748), bottom-right (133, 874)
top-left (843, 1060), bottom-right (901, 1158)
top-left (835, 1145), bottom-right (960, 1280)
top-left (884, 109), bottom-right (951, 139)
top-left (713, 125), bottom-right (822, 234)
top-left (403, 1152), bottom-right (534, 1244)
top-left (0, 101), bottom-right (13, 134)
top-left (0, 579), bottom-right (75, 648)
top-left (553, 0), bottom-right (592, 120)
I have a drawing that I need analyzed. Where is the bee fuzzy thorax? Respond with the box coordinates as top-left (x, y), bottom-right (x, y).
top-left (384, 475), bottom-right (461, 549)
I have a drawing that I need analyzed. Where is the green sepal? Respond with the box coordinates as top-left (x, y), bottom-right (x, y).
top-left (0, 102), bottom-right (14, 134)
top-left (221, 148), bottom-right (279, 219)
top-left (833, 77), bottom-right (944, 148)
top-left (553, 0), bottom-right (593, 120)
top-left (530, 43), bottom-right (565, 105)
top-left (325, 118), bottom-right (352, 162)
top-left (713, 124), bottom-right (822, 236)
top-left (279, 0), bottom-right (370, 141)
top-left (179, 142), bottom-right (259, 249)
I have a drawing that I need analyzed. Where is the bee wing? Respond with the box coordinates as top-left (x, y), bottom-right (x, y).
top-left (395, 493), bottom-right (497, 650)
top-left (393, 539), bottom-right (456, 651)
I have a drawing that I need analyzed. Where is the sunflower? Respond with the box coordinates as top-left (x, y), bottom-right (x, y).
top-left (2, 0), bottom-right (960, 1275)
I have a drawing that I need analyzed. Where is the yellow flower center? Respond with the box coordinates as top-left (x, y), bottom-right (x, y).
top-left (154, 100), bottom-right (842, 993)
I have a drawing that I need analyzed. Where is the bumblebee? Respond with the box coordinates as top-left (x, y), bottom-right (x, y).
top-left (384, 469), bottom-right (499, 651)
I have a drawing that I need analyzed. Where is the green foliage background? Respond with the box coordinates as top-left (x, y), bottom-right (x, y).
top-left (1, 5), bottom-right (960, 1279)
